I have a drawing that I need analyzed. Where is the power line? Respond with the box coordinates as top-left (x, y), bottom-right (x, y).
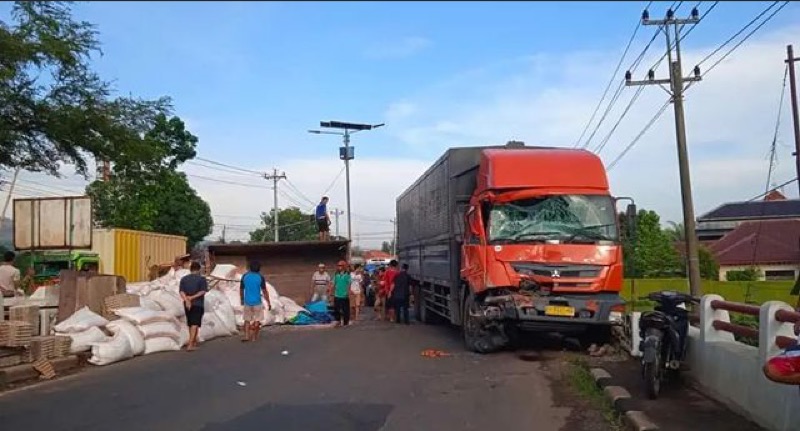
top-left (696, 1), bottom-right (790, 79)
top-left (696, 1), bottom-right (781, 69)
top-left (193, 156), bottom-right (265, 176)
top-left (646, 1), bottom-right (719, 73)
top-left (747, 177), bottom-right (798, 201)
top-left (607, 99), bottom-right (672, 170)
top-left (187, 160), bottom-right (259, 177)
top-left (593, 86), bottom-right (646, 154)
top-left (185, 173), bottom-right (269, 190)
top-left (573, 1), bottom-right (651, 148)
top-left (764, 65), bottom-right (789, 191)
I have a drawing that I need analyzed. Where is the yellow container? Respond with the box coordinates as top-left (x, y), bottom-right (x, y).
top-left (91, 228), bottom-right (187, 283)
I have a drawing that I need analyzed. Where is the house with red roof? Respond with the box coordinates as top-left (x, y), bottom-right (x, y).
top-left (708, 219), bottom-right (800, 281)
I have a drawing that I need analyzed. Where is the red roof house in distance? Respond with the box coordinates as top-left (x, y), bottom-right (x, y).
top-left (709, 219), bottom-right (800, 281)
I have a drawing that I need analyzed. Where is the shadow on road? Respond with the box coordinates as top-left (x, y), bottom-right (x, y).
top-left (201, 402), bottom-right (393, 431)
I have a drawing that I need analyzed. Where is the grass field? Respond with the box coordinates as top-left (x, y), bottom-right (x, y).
top-left (621, 278), bottom-right (798, 306)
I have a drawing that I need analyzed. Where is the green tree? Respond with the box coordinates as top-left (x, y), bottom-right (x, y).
top-left (664, 221), bottom-right (685, 242)
top-left (627, 209), bottom-right (681, 278)
top-left (86, 116), bottom-right (213, 247)
top-left (248, 207), bottom-right (316, 243)
top-left (1, 2), bottom-right (171, 176)
top-left (698, 246), bottom-right (720, 280)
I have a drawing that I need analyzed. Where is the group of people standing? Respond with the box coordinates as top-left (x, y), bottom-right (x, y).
top-left (311, 259), bottom-right (412, 327)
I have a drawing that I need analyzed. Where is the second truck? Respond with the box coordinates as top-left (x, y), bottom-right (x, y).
top-left (396, 142), bottom-right (635, 353)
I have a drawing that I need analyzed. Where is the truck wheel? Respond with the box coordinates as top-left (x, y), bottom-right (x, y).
top-left (462, 291), bottom-right (496, 354)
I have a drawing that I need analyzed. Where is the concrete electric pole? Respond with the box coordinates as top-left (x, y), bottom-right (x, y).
top-left (786, 45), bottom-right (800, 196)
top-left (264, 168), bottom-right (287, 242)
top-left (625, 6), bottom-right (703, 297)
top-left (331, 208), bottom-right (344, 238)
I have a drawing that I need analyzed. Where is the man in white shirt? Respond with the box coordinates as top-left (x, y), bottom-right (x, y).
top-left (311, 263), bottom-right (331, 303)
top-left (0, 251), bottom-right (21, 298)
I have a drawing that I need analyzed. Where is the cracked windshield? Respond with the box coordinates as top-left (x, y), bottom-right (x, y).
top-left (488, 195), bottom-right (618, 244)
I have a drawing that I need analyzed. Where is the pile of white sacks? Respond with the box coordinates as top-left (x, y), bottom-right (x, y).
top-left (53, 264), bottom-right (308, 366)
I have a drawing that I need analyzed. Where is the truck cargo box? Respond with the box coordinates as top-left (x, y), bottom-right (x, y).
top-left (92, 228), bottom-right (188, 283)
top-left (207, 240), bottom-right (349, 306)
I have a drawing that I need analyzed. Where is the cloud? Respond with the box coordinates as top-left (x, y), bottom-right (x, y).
top-left (363, 36), bottom-right (432, 60)
top-left (8, 20), bottom-right (800, 250)
top-left (378, 22), bottom-right (800, 226)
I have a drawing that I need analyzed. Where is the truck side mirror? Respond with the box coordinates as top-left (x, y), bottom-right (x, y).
top-left (626, 203), bottom-right (637, 236)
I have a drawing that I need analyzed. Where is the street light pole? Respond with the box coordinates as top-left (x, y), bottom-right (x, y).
top-left (308, 121), bottom-right (385, 262)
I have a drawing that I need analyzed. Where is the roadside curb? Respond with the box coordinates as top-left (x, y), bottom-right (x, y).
top-left (0, 355), bottom-right (83, 390)
top-left (590, 367), bottom-right (659, 431)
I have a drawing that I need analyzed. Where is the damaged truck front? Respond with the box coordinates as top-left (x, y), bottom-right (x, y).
top-left (396, 142), bottom-right (636, 353)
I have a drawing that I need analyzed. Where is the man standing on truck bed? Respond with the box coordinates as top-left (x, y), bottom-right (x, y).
top-left (315, 196), bottom-right (331, 241)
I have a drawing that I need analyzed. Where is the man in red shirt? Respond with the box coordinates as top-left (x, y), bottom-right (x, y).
top-left (382, 260), bottom-right (400, 322)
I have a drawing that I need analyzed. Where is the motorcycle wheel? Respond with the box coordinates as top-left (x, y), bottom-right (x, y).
top-left (643, 348), bottom-right (662, 399)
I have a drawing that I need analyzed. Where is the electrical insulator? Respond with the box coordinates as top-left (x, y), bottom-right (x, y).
top-left (625, 70), bottom-right (632, 82)
top-left (691, 7), bottom-right (699, 20)
top-left (666, 9), bottom-right (674, 20)
top-left (693, 66), bottom-right (701, 77)
top-left (642, 9), bottom-right (650, 22)
top-left (648, 69), bottom-right (655, 80)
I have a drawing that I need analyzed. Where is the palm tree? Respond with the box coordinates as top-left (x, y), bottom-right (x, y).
top-left (665, 221), bottom-right (685, 242)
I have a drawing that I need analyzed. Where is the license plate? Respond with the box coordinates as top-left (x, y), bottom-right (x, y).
top-left (545, 305), bottom-right (575, 317)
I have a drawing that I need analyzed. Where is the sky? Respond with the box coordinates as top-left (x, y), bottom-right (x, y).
top-left (2, 1), bottom-right (800, 247)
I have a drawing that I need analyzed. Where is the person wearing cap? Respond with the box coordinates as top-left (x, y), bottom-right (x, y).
top-left (332, 260), bottom-right (352, 326)
top-left (311, 263), bottom-right (332, 303)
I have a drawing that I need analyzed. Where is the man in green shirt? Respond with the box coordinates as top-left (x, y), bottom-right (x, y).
top-left (332, 260), bottom-right (352, 326)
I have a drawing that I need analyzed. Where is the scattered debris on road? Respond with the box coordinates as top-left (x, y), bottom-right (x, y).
top-left (236, 381), bottom-right (247, 387)
top-left (421, 349), bottom-right (450, 358)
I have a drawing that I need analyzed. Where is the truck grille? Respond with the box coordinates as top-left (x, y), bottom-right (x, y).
top-left (511, 263), bottom-right (602, 279)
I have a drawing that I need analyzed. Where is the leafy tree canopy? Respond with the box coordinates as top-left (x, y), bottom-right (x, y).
top-left (248, 207), bottom-right (317, 243)
top-left (0, 1), bottom-right (171, 176)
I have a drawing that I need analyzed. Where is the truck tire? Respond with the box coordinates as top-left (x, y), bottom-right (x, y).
top-left (462, 290), bottom-right (497, 354)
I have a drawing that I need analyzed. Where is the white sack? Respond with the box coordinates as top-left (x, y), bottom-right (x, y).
top-left (210, 264), bottom-right (239, 279)
top-left (144, 336), bottom-right (180, 355)
top-left (279, 297), bottom-right (305, 321)
top-left (106, 319), bottom-right (145, 356)
top-left (126, 282), bottom-right (154, 296)
top-left (63, 326), bottom-right (110, 353)
top-left (198, 312), bottom-right (231, 342)
top-left (206, 290), bottom-right (237, 333)
top-left (114, 307), bottom-right (178, 326)
top-left (54, 306), bottom-right (109, 333)
top-left (178, 323), bottom-right (189, 347)
top-left (148, 290), bottom-right (185, 317)
top-left (88, 333), bottom-right (134, 366)
top-left (140, 296), bottom-right (164, 312)
top-left (138, 321), bottom-right (180, 342)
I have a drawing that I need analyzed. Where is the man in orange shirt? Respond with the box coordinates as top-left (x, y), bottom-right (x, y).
top-left (382, 260), bottom-right (400, 322)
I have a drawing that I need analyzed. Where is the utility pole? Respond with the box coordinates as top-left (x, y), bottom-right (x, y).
top-left (390, 218), bottom-right (397, 256)
top-left (626, 6), bottom-right (703, 296)
top-left (786, 45), bottom-right (800, 197)
top-left (264, 168), bottom-right (287, 242)
top-left (0, 168), bottom-right (21, 232)
top-left (330, 208), bottom-right (344, 238)
top-left (221, 225), bottom-right (227, 244)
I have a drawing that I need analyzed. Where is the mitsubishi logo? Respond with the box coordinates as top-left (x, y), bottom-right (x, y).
top-left (551, 270), bottom-right (561, 278)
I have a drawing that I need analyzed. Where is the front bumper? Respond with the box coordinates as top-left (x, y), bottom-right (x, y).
top-left (485, 292), bottom-right (625, 332)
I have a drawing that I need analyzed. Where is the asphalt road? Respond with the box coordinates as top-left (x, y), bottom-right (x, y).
top-left (0, 316), bottom-right (597, 431)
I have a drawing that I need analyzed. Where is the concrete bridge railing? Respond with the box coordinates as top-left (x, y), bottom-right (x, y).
top-left (621, 294), bottom-right (800, 431)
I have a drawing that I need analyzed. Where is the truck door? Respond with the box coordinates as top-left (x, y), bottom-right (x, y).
top-left (460, 205), bottom-right (486, 292)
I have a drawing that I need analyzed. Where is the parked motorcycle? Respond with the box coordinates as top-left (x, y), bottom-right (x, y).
top-left (638, 290), bottom-right (699, 399)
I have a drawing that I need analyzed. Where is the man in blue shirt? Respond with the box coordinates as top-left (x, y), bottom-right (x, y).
top-left (239, 261), bottom-right (272, 342)
top-left (316, 196), bottom-right (331, 241)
